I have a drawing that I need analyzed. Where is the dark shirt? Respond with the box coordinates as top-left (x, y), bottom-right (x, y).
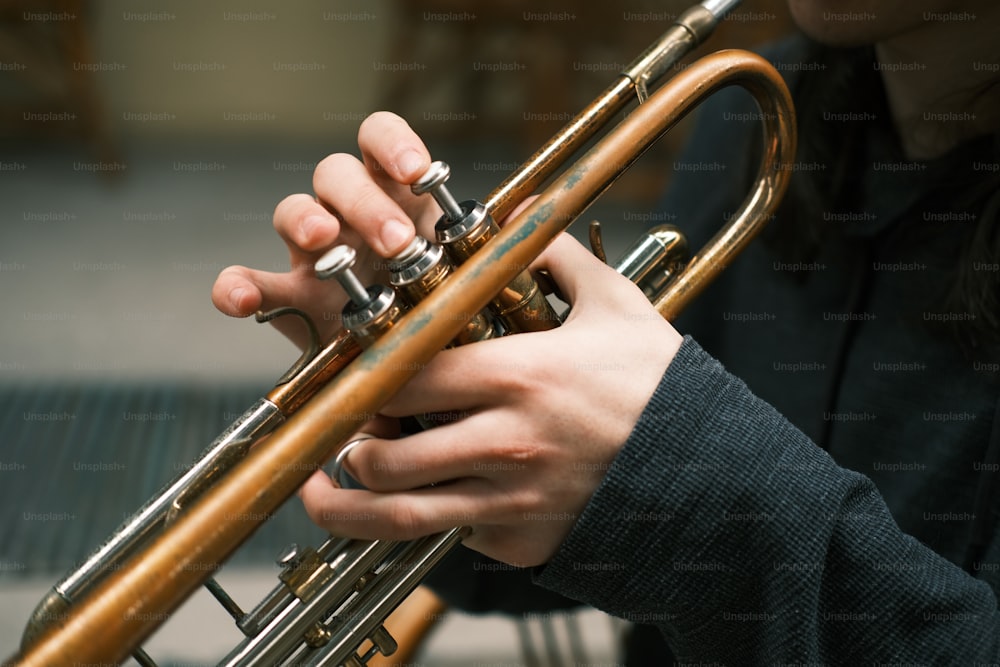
top-left (428, 36), bottom-right (1000, 663)
top-left (534, 38), bottom-right (1000, 662)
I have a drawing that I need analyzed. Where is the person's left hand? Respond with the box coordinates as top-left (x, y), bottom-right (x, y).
top-left (298, 232), bottom-right (683, 567)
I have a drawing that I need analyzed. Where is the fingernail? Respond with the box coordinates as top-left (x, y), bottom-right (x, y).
top-left (397, 150), bottom-right (424, 178)
top-left (380, 218), bottom-right (411, 253)
top-left (229, 287), bottom-right (246, 311)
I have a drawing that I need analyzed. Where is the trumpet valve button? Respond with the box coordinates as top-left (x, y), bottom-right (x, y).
top-left (411, 161), bottom-right (464, 221)
top-left (276, 543), bottom-right (301, 568)
top-left (315, 245), bottom-right (372, 306)
top-left (410, 160), bottom-right (450, 195)
top-left (315, 244), bottom-right (356, 279)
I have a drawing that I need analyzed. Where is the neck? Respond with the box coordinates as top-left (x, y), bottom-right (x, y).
top-left (875, 10), bottom-right (1000, 160)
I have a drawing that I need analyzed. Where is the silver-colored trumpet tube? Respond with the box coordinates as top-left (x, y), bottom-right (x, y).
top-left (613, 225), bottom-right (690, 301)
top-left (21, 398), bottom-right (284, 648)
top-left (233, 536), bottom-right (349, 639)
top-left (306, 528), bottom-right (469, 667)
top-left (221, 538), bottom-right (400, 666)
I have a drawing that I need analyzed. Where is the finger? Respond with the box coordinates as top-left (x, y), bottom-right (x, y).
top-left (212, 265), bottom-right (267, 317)
top-left (211, 264), bottom-right (339, 323)
top-left (357, 113), bottom-right (445, 238)
top-left (357, 112), bottom-right (431, 187)
top-left (496, 194), bottom-right (538, 227)
top-left (272, 194), bottom-right (344, 266)
top-left (529, 233), bottom-right (629, 309)
top-left (298, 467), bottom-right (338, 500)
top-left (343, 412), bottom-right (521, 492)
top-left (379, 338), bottom-right (534, 417)
top-left (357, 415), bottom-right (402, 440)
top-left (212, 266), bottom-right (330, 348)
top-left (300, 424), bottom-right (398, 492)
top-left (299, 476), bottom-right (492, 541)
top-left (313, 153), bottom-right (416, 256)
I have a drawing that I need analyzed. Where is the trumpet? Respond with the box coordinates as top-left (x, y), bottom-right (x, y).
top-left (8, 0), bottom-right (796, 664)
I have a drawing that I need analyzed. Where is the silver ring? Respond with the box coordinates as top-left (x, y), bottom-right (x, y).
top-left (330, 434), bottom-right (374, 489)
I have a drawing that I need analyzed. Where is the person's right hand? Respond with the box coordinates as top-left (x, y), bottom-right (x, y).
top-left (211, 112), bottom-right (439, 349)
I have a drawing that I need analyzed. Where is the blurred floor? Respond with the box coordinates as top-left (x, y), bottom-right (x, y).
top-left (1, 571), bottom-right (625, 665)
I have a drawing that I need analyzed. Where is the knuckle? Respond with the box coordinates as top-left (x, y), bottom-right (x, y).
top-left (488, 370), bottom-right (532, 396)
top-left (472, 349), bottom-right (538, 397)
top-left (481, 435), bottom-right (541, 472)
top-left (340, 184), bottom-right (394, 233)
top-left (504, 487), bottom-right (543, 518)
top-left (504, 439), bottom-right (542, 467)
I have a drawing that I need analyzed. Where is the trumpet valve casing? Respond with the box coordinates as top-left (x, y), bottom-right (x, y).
top-left (389, 235), bottom-right (496, 345)
top-left (317, 245), bottom-right (406, 348)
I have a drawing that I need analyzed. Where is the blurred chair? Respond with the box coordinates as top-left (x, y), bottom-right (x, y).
top-left (0, 0), bottom-right (117, 162)
top-left (379, 0), bottom-right (647, 146)
top-left (378, 0), bottom-right (794, 204)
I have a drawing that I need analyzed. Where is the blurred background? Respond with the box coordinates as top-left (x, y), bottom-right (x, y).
top-left (0, 0), bottom-right (793, 664)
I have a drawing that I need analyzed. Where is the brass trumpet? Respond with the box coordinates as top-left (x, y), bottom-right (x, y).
top-left (8, 0), bottom-right (796, 664)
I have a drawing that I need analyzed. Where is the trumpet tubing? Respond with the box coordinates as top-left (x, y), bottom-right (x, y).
top-left (9, 1), bottom-right (796, 664)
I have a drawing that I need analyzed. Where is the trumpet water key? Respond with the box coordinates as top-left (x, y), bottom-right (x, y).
top-left (9, 0), bottom-right (796, 663)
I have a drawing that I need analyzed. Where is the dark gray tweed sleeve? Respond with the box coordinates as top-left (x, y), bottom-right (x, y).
top-left (534, 336), bottom-right (1000, 663)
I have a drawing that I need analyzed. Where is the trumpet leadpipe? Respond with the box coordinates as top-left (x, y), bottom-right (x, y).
top-left (20, 398), bottom-right (284, 650)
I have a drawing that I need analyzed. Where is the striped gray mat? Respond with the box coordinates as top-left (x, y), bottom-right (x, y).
top-left (0, 381), bottom-right (328, 579)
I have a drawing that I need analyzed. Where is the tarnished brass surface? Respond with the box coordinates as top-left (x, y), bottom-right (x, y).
top-left (390, 241), bottom-right (495, 345)
top-left (651, 55), bottom-right (795, 319)
top-left (266, 329), bottom-right (362, 414)
top-left (438, 204), bottom-right (561, 333)
top-left (277, 547), bottom-right (334, 603)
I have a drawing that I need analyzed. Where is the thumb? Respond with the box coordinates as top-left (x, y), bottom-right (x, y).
top-left (531, 233), bottom-right (636, 310)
